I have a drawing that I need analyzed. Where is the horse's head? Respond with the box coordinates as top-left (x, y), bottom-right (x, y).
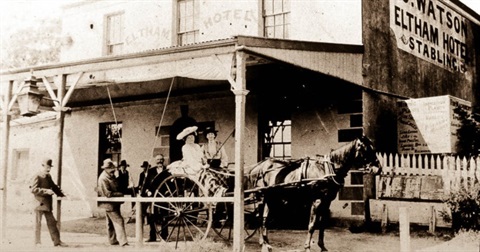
top-left (329, 135), bottom-right (382, 176)
top-left (353, 135), bottom-right (382, 175)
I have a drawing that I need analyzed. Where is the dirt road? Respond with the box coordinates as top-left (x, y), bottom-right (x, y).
top-left (2, 214), bottom-right (478, 252)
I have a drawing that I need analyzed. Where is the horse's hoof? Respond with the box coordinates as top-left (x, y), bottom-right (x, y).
top-left (261, 244), bottom-right (273, 252)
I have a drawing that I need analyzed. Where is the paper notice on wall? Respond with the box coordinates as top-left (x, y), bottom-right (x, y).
top-left (397, 95), bottom-right (471, 154)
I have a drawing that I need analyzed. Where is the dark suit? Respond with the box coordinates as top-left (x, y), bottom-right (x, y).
top-left (30, 171), bottom-right (65, 245)
top-left (142, 165), bottom-right (170, 241)
top-left (137, 171), bottom-right (147, 195)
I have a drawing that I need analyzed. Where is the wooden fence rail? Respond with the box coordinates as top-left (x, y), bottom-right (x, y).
top-left (376, 153), bottom-right (480, 194)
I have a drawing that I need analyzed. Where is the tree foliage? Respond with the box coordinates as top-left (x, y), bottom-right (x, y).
top-left (1, 18), bottom-right (62, 70)
top-left (455, 107), bottom-right (480, 158)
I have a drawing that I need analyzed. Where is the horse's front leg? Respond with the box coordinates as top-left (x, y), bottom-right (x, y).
top-left (317, 201), bottom-right (332, 252)
top-left (304, 199), bottom-right (320, 252)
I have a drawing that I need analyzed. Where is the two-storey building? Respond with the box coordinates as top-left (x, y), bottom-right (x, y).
top-left (1, 0), bottom-right (478, 225)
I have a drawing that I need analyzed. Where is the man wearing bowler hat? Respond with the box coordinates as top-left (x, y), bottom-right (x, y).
top-left (30, 158), bottom-right (67, 247)
top-left (142, 155), bottom-right (170, 242)
top-left (97, 158), bottom-right (128, 246)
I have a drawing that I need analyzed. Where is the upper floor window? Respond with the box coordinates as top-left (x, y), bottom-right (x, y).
top-left (263, 0), bottom-right (290, 39)
top-left (105, 12), bottom-right (124, 55)
top-left (177, 0), bottom-right (199, 45)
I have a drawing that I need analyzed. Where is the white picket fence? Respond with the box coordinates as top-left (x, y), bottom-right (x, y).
top-left (376, 153), bottom-right (480, 194)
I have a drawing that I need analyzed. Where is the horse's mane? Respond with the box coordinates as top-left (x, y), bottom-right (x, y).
top-left (329, 139), bottom-right (358, 167)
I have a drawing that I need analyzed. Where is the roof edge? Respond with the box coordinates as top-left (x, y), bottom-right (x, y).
top-left (235, 36), bottom-right (364, 54)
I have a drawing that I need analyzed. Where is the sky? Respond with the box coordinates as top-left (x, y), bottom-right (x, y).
top-left (0, 0), bottom-right (479, 40)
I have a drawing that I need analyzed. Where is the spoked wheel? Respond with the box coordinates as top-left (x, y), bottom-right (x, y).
top-left (151, 174), bottom-right (213, 246)
top-left (211, 192), bottom-right (259, 242)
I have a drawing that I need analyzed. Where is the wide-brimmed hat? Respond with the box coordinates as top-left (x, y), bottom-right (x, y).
top-left (204, 127), bottom-right (218, 137)
top-left (176, 126), bottom-right (198, 140)
top-left (140, 161), bottom-right (149, 168)
top-left (101, 159), bottom-right (116, 169)
top-left (119, 160), bottom-right (129, 167)
top-left (42, 158), bottom-right (53, 167)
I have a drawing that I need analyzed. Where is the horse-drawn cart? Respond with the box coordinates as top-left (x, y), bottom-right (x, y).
top-left (145, 136), bottom-right (382, 252)
top-left (146, 166), bottom-right (263, 244)
top-left (145, 156), bottom-right (336, 244)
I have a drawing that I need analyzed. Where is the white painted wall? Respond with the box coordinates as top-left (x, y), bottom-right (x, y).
top-left (60, 0), bottom-right (362, 61)
top-left (290, 0), bottom-right (362, 44)
top-left (5, 90), bottom-right (357, 217)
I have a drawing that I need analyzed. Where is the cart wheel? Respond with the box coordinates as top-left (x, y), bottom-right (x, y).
top-left (151, 174), bottom-right (213, 245)
top-left (211, 196), bottom-right (258, 242)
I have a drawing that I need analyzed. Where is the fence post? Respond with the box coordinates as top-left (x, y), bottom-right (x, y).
top-left (135, 196), bottom-right (143, 247)
top-left (428, 205), bottom-right (436, 234)
top-left (399, 207), bottom-right (411, 252)
top-left (381, 204), bottom-right (388, 233)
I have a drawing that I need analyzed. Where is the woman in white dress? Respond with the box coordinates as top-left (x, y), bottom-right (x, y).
top-left (167, 126), bottom-right (226, 197)
top-left (168, 126), bottom-right (207, 175)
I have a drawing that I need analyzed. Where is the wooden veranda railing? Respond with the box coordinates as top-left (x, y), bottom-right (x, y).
top-left (376, 153), bottom-right (480, 194)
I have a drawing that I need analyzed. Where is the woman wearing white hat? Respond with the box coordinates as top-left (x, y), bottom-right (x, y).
top-left (168, 126), bottom-right (226, 197)
top-left (168, 126), bottom-right (208, 175)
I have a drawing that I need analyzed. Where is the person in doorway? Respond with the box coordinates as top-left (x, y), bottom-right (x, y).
top-left (117, 159), bottom-right (135, 212)
top-left (142, 155), bottom-right (170, 242)
top-left (202, 127), bottom-right (229, 170)
top-left (126, 161), bottom-right (151, 224)
top-left (136, 161), bottom-right (150, 197)
top-left (30, 158), bottom-right (68, 247)
top-left (97, 159), bottom-right (129, 247)
top-left (117, 160), bottom-right (134, 195)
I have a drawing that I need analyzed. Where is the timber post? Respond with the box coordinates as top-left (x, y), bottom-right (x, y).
top-left (55, 74), bottom-right (66, 229)
top-left (232, 49), bottom-right (248, 252)
top-left (0, 80), bottom-right (13, 243)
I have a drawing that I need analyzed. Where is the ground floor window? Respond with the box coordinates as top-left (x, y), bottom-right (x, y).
top-left (98, 122), bottom-right (122, 174)
top-left (264, 119), bottom-right (292, 159)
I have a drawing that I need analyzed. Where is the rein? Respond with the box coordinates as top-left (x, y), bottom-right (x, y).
top-left (207, 129), bottom-right (235, 165)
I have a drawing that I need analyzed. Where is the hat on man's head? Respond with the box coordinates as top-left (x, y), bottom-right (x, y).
top-left (140, 161), bottom-right (149, 168)
top-left (119, 160), bottom-right (129, 167)
top-left (101, 159), bottom-right (116, 169)
top-left (176, 126), bottom-right (198, 140)
top-left (204, 127), bottom-right (218, 137)
top-left (42, 158), bottom-right (53, 167)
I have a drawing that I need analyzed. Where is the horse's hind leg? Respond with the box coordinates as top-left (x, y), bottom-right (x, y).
top-left (258, 203), bottom-right (270, 245)
top-left (304, 199), bottom-right (320, 252)
top-left (256, 203), bottom-right (272, 252)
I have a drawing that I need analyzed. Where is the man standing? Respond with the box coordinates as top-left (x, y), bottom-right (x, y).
top-left (97, 158), bottom-right (129, 247)
top-left (117, 160), bottom-right (134, 195)
top-left (30, 158), bottom-right (67, 247)
top-left (142, 154), bottom-right (169, 242)
top-left (136, 161), bottom-right (150, 196)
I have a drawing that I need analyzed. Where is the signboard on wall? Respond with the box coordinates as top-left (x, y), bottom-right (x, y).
top-left (397, 95), bottom-right (471, 154)
top-left (389, 0), bottom-right (470, 73)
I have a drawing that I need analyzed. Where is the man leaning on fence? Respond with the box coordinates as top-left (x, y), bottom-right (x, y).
top-left (97, 158), bottom-right (129, 247)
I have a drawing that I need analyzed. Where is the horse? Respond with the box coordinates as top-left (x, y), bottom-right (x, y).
top-left (244, 135), bottom-right (382, 252)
